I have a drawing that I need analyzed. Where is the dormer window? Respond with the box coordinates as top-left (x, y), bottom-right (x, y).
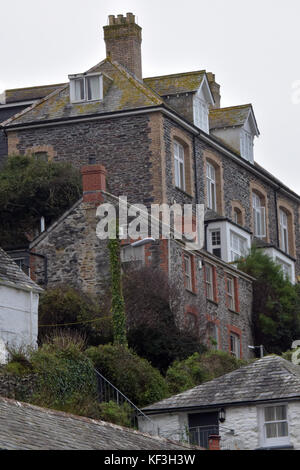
top-left (69, 73), bottom-right (103, 103)
top-left (194, 97), bottom-right (209, 133)
top-left (240, 129), bottom-right (254, 163)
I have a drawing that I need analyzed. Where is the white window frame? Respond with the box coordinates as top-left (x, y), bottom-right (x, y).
top-left (206, 162), bottom-right (217, 211)
top-left (229, 331), bottom-right (240, 358)
top-left (211, 229), bottom-right (221, 258)
top-left (240, 129), bottom-right (254, 162)
top-left (174, 141), bottom-right (185, 191)
top-left (70, 73), bottom-right (103, 103)
top-left (121, 245), bottom-right (144, 263)
top-left (226, 275), bottom-right (235, 311)
top-left (184, 253), bottom-right (192, 291)
top-left (194, 96), bottom-right (209, 133)
top-left (252, 193), bottom-right (266, 238)
top-left (279, 210), bottom-right (289, 254)
top-left (276, 257), bottom-right (292, 282)
top-left (205, 264), bottom-right (214, 301)
top-left (258, 404), bottom-right (290, 448)
top-left (230, 231), bottom-right (247, 262)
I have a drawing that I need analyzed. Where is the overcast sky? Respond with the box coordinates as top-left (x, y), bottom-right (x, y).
top-left (1, 0), bottom-right (300, 193)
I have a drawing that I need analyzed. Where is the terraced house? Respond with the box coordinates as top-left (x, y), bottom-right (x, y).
top-left (1, 13), bottom-right (299, 359)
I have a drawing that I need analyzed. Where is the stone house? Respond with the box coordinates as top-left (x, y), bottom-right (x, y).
top-left (0, 247), bottom-right (42, 363)
top-left (139, 355), bottom-right (300, 450)
top-left (0, 12), bottom-right (299, 357)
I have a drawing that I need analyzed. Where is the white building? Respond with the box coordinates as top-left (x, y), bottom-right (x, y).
top-left (0, 247), bottom-right (42, 363)
top-left (139, 355), bottom-right (300, 450)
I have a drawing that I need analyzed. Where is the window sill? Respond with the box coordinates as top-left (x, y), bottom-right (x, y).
top-left (207, 299), bottom-right (218, 306)
top-left (228, 308), bottom-right (240, 315)
top-left (174, 186), bottom-right (193, 199)
top-left (186, 288), bottom-right (197, 296)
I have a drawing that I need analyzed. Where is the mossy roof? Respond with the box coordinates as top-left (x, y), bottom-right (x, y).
top-left (5, 84), bottom-right (67, 104)
top-left (144, 71), bottom-right (206, 96)
top-left (209, 104), bottom-right (253, 129)
top-left (3, 59), bottom-right (164, 127)
top-left (0, 247), bottom-right (42, 292)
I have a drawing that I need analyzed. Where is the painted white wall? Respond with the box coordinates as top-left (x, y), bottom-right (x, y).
top-left (0, 285), bottom-right (39, 363)
top-left (139, 401), bottom-right (300, 450)
top-left (211, 127), bottom-right (241, 154)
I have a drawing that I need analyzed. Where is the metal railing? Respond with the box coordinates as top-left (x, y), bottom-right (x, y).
top-left (95, 369), bottom-right (158, 433)
top-left (189, 425), bottom-right (219, 449)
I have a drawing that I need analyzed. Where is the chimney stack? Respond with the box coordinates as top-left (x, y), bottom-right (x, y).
top-left (208, 435), bottom-right (221, 450)
top-left (103, 13), bottom-right (142, 80)
top-left (81, 165), bottom-right (106, 204)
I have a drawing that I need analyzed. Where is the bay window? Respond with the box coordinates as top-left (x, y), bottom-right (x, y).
top-left (230, 231), bottom-right (247, 262)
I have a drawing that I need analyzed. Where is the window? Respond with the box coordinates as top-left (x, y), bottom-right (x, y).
top-left (240, 130), bottom-right (254, 162)
top-left (260, 405), bottom-right (289, 447)
top-left (279, 210), bottom-right (289, 254)
top-left (34, 151), bottom-right (48, 162)
top-left (183, 253), bottom-right (192, 291)
top-left (121, 245), bottom-right (144, 268)
top-left (207, 322), bottom-right (219, 350)
top-left (174, 141), bottom-right (185, 191)
top-left (226, 276), bottom-right (235, 310)
top-left (211, 230), bottom-right (221, 258)
top-left (226, 275), bottom-right (239, 312)
top-left (70, 74), bottom-right (103, 103)
top-left (194, 97), bottom-right (209, 133)
top-left (205, 264), bottom-right (213, 301)
top-left (252, 192), bottom-right (266, 238)
top-left (276, 257), bottom-right (292, 282)
top-left (230, 231), bottom-right (247, 262)
top-left (233, 207), bottom-right (243, 225)
top-left (205, 264), bottom-right (218, 303)
top-left (206, 162), bottom-right (217, 211)
top-left (229, 332), bottom-right (241, 358)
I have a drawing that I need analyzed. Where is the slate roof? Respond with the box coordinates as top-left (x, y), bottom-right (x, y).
top-left (0, 397), bottom-right (198, 450)
top-left (4, 84), bottom-right (66, 104)
top-left (142, 356), bottom-right (300, 413)
top-left (209, 104), bottom-right (253, 130)
top-left (0, 247), bottom-right (42, 292)
top-left (3, 59), bottom-right (164, 127)
top-left (144, 70), bottom-right (206, 96)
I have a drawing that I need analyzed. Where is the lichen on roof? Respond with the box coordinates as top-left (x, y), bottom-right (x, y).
top-left (144, 70), bottom-right (206, 96)
top-left (209, 104), bottom-right (253, 129)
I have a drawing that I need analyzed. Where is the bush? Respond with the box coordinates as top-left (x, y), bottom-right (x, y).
top-left (38, 286), bottom-right (113, 346)
top-left (123, 266), bottom-right (206, 373)
top-left (237, 246), bottom-right (300, 354)
top-left (166, 351), bottom-right (248, 394)
top-left (86, 344), bottom-right (169, 407)
top-left (98, 401), bottom-right (133, 427)
top-left (30, 333), bottom-right (98, 411)
top-left (0, 154), bottom-right (81, 248)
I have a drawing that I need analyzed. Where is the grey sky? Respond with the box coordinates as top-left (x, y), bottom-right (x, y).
top-left (1, 0), bottom-right (300, 193)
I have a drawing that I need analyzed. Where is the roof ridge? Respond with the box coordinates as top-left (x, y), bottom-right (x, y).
top-left (144, 70), bottom-right (206, 81)
top-left (108, 58), bottom-right (163, 105)
top-left (210, 104), bottom-right (252, 113)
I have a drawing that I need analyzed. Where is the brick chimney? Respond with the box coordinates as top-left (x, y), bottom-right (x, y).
top-left (81, 165), bottom-right (106, 203)
top-left (208, 435), bottom-right (221, 450)
top-left (207, 73), bottom-right (221, 109)
top-left (103, 13), bottom-right (142, 80)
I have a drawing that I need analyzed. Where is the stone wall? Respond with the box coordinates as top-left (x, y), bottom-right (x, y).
top-left (0, 368), bottom-right (36, 401)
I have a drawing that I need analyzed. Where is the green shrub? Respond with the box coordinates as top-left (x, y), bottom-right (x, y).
top-left (0, 154), bottom-right (82, 248)
top-left (86, 344), bottom-right (169, 407)
top-left (38, 286), bottom-right (113, 346)
top-left (30, 334), bottom-right (98, 409)
top-left (166, 351), bottom-right (248, 394)
top-left (98, 401), bottom-right (133, 427)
